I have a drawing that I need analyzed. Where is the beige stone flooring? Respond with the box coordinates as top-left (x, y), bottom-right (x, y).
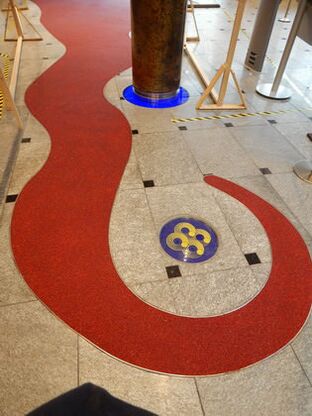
top-left (0, 0), bottom-right (311, 414)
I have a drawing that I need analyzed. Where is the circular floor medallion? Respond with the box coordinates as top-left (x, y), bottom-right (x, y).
top-left (160, 217), bottom-right (218, 263)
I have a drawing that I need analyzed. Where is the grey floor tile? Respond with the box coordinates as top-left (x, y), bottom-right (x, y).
top-left (273, 121), bottom-right (312, 159)
top-left (133, 131), bottom-right (203, 186)
top-left (129, 280), bottom-right (177, 314)
top-left (169, 266), bottom-right (261, 317)
top-left (109, 189), bottom-right (167, 285)
top-left (230, 125), bottom-right (304, 174)
top-left (118, 147), bottom-right (143, 190)
top-left (196, 347), bottom-right (312, 416)
top-left (230, 175), bottom-right (309, 236)
top-left (212, 189), bottom-right (272, 263)
top-left (250, 263), bottom-right (272, 289)
top-left (266, 173), bottom-right (312, 236)
top-left (78, 338), bottom-right (204, 416)
top-left (0, 302), bottom-right (77, 416)
top-left (182, 127), bottom-right (260, 178)
top-left (103, 77), bottom-right (120, 102)
top-left (121, 101), bottom-right (176, 134)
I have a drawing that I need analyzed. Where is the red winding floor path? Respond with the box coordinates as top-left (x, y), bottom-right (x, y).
top-left (11, 0), bottom-right (312, 375)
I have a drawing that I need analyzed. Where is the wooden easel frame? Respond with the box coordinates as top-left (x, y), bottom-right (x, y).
top-left (2, 0), bottom-right (28, 11)
top-left (186, 0), bottom-right (200, 42)
top-left (185, 0), bottom-right (247, 110)
top-left (0, 68), bottom-right (23, 128)
top-left (4, 0), bottom-right (42, 41)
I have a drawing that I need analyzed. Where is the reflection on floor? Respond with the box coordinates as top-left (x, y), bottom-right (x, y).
top-left (0, 0), bottom-right (311, 414)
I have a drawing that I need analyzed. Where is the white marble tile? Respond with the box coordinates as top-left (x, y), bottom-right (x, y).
top-left (79, 338), bottom-right (204, 416)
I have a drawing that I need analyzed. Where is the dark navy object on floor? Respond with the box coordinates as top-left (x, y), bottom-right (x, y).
top-left (123, 85), bottom-right (189, 108)
top-left (27, 383), bottom-right (157, 416)
top-left (160, 217), bottom-right (218, 263)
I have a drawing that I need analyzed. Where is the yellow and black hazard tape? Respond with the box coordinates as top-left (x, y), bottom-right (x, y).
top-left (171, 109), bottom-right (309, 124)
top-left (0, 52), bottom-right (11, 120)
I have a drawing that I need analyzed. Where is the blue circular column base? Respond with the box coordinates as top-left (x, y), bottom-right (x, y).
top-left (123, 85), bottom-right (189, 108)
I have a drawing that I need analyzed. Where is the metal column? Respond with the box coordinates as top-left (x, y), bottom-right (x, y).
top-left (244, 0), bottom-right (280, 72)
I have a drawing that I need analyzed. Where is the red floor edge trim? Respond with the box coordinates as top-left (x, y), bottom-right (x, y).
top-left (11, 0), bottom-right (312, 375)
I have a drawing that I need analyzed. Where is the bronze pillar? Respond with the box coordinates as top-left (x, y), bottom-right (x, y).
top-left (131, 0), bottom-right (188, 99)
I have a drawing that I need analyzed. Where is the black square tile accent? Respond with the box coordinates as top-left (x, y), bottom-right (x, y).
top-left (307, 133), bottom-right (312, 142)
top-left (166, 265), bottom-right (182, 278)
top-left (245, 252), bottom-right (261, 265)
top-left (21, 137), bottom-right (31, 143)
top-left (224, 122), bottom-right (234, 127)
top-left (5, 194), bottom-right (18, 203)
top-left (131, 129), bottom-right (139, 135)
top-left (120, 96), bottom-right (125, 100)
top-left (259, 167), bottom-right (272, 175)
top-left (143, 180), bottom-right (155, 188)
top-left (268, 119), bottom-right (277, 124)
top-left (178, 126), bottom-right (188, 131)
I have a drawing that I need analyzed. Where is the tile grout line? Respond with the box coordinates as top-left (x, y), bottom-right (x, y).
top-left (0, 298), bottom-right (38, 308)
top-left (290, 344), bottom-right (312, 388)
top-left (194, 378), bottom-right (206, 416)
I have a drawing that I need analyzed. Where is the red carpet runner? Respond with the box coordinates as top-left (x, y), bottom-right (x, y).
top-left (11, 0), bottom-right (312, 375)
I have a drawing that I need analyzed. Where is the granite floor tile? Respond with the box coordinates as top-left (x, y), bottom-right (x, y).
top-left (78, 338), bottom-right (204, 416)
top-left (196, 347), bottom-right (312, 416)
top-left (169, 266), bottom-right (261, 317)
top-left (133, 131), bottom-right (203, 186)
top-left (230, 125), bottom-right (304, 174)
top-left (129, 280), bottom-right (177, 314)
top-left (0, 302), bottom-right (77, 416)
top-left (182, 127), bottom-right (260, 178)
top-left (230, 175), bottom-right (311, 244)
top-left (249, 263), bottom-right (272, 289)
top-left (121, 100), bottom-right (177, 134)
top-left (266, 173), bottom-right (312, 236)
top-left (103, 77), bottom-right (120, 102)
top-left (0, 259), bottom-right (34, 306)
top-left (109, 189), bottom-right (167, 285)
top-left (118, 147), bottom-right (143, 190)
top-left (292, 314), bottom-right (312, 384)
top-left (273, 121), bottom-right (312, 159)
top-left (212, 189), bottom-right (272, 263)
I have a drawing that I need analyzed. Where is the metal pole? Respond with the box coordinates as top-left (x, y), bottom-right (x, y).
top-left (256, 0), bottom-right (307, 100)
top-left (278, 0), bottom-right (292, 23)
